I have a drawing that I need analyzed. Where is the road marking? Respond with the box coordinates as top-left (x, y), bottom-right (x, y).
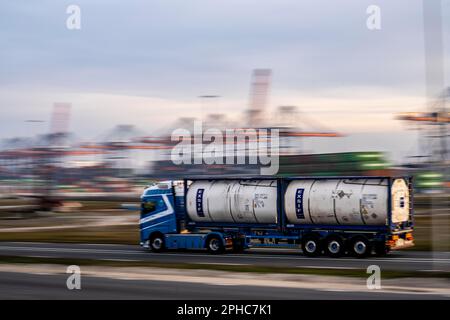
top-left (0, 245), bottom-right (442, 264)
top-left (102, 259), bottom-right (141, 262)
top-left (299, 266), bottom-right (360, 270)
top-left (420, 269), bottom-right (448, 272)
top-left (193, 262), bottom-right (250, 266)
top-left (1, 245), bottom-right (450, 265)
top-left (15, 241), bottom-right (446, 256)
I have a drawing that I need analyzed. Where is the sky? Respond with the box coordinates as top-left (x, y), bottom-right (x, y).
top-left (0, 0), bottom-right (449, 163)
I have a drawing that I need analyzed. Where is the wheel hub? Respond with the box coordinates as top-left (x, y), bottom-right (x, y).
top-left (328, 240), bottom-right (341, 254)
top-left (209, 239), bottom-right (220, 251)
top-left (354, 241), bottom-right (366, 255)
top-left (152, 238), bottom-right (162, 249)
top-left (305, 240), bottom-right (317, 253)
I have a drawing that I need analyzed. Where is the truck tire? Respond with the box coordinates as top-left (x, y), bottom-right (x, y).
top-left (324, 235), bottom-right (345, 258)
top-left (350, 236), bottom-right (371, 258)
top-left (206, 236), bottom-right (225, 254)
top-left (301, 234), bottom-right (322, 257)
top-left (149, 233), bottom-right (165, 253)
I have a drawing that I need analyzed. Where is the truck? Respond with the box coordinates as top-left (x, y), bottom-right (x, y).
top-left (139, 176), bottom-right (414, 258)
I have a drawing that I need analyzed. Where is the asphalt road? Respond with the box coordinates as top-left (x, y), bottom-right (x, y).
top-left (0, 241), bottom-right (450, 272)
top-left (0, 242), bottom-right (449, 299)
top-left (0, 271), bottom-right (444, 300)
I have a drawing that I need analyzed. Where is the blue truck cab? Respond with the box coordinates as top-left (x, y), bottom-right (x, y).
top-left (140, 181), bottom-right (237, 253)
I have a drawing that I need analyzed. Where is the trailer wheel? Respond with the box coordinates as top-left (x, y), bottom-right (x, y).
top-left (324, 236), bottom-right (345, 258)
top-left (350, 236), bottom-right (371, 258)
top-left (206, 236), bottom-right (225, 254)
top-left (149, 233), bottom-right (165, 253)
top-left (301, 235), bottom-right (322, 257)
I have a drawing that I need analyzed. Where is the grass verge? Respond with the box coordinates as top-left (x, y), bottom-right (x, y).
top-left (0, 225), bottom-right (139, 244)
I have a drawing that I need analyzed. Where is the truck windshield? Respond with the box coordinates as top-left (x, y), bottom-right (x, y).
top-left (141, 196), bottom-right (167, 215)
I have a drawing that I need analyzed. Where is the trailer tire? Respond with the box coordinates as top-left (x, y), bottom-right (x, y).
top-left (301, 234), bottom-right (322, 257)
top-left (324, 235), bottom-right (345, 258)
top-left (149, 233), bottom-right (165, 253)
top-left (206, 236), bottom-right (225, 254)
top-left (349, 236), bottom-right (371, 258)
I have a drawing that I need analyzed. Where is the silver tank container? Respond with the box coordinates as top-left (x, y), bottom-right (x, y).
top-left (284, 178), bottom-right (409, 225)
top-left (186, 178), bottom-right (410, 226)
top-left (186, 180), bottom-right (278, 224)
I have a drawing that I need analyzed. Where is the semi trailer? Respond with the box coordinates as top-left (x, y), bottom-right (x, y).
top-left (139, 176), bottom-right (414, 258)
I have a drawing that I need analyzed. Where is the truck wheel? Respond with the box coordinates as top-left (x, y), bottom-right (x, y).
top-left (301, 235), bottom-right (322, 257)
top-left (149, 234), bottom-right (165, 253)
top-left (324, 236), bottom-right (345, 258)
top-left (207, 236), bottom-right (225, 254)
top-left (350, 236), bottom-right (371, 258)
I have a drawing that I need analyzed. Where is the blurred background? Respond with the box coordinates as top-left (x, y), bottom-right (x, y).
top-left (0, 0), bottom-right (449, 251)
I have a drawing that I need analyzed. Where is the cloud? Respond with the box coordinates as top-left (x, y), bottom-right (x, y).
top-left (0, 0), bottom-right (436, 96)
top-left (0, 0), bottom-right (448, 162)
